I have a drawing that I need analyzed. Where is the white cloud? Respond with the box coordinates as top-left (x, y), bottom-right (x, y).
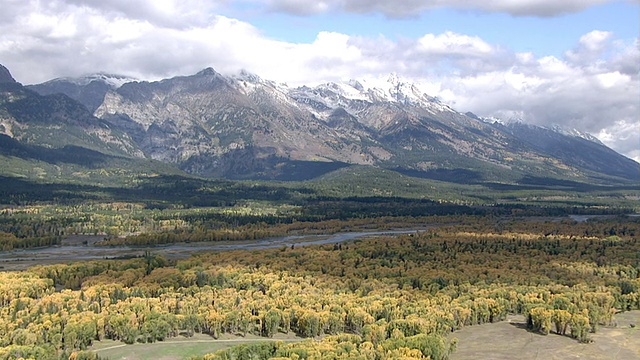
top-left (0, 0), bottom-right (637, 161)
top-left (597, 121), bottom-right (640, 162)
top-left (417, 32), bottom-right (494, 56)
top-left (565, 30), bottom-right (614, 65)
top-left (64, 0), bottom-right (223, 28)
top-left (437, 38), bottom-right (639, 161)
top-left (265, 0), bottom-right (331, 15)
top-left (254, 0), bottom-right (617, 17)
top-left (579, 30), bottom-right (613, 51)
top-left (596, 71), bottom-right (629, 88)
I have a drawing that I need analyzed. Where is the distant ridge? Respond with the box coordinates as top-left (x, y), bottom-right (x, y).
top-left (6, 64), bottom-right (638, 184)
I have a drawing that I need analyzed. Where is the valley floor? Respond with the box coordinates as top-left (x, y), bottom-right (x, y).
top-left (450, 311), bottom-right (640, 360)
top-left (91, 333), bottom-right (305, 360)
top-left (89, 311), bottom-right (640, 360)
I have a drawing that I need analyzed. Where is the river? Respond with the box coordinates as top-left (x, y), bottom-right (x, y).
top-left (0, 230), bottom-right (419, 270)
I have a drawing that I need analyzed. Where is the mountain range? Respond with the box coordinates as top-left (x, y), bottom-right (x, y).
top-left (1, 63), bottom-right (638, 185)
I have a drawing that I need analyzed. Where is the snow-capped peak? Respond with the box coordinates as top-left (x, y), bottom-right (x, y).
top-left (228, 69), bottom-right (291, 99)
top-left (347, 79), bottom-right (364, 92)
top-left (292, 74), bottom-right (450, 112)
top-left (492, 117), bottom-right (605, 145)
top-left (551, 125), bottom-right (603, 144)
top-left (323, 81), bottom-right (371, 101)
top-left (49, 72), bottom-right (137, 89)
top-left (353, 75), bottom-right (446, 109)
top-left (232, 69), bottom-right (264, 84)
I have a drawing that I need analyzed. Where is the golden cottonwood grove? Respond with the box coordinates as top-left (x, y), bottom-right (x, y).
top-left (0, 215), bottom-right (638, 359)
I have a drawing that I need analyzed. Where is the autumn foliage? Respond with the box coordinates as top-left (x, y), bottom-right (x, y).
top-left (0, 216), bottom-right (638, 359)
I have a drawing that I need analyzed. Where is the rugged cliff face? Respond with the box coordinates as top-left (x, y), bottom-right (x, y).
top-left (19, 65), bottom-right (640, 183)
top-left (91, 68), bottom-right (381, 178)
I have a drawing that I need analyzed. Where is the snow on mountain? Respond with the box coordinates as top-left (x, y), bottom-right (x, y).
top-left (490, 118), bottom-right (604, 146)
top-left (228, 69), bottom-right (296, 107)
top-left (230, 69), bottom-right (267, 85)
top-left (48, 73), bottom-right (138, 89)
top-left (551, 125), bottom-right (604, 145)
top-left (470, 112), bottom-right (605, 147)
top-left (289, 73), bottom-right (455, 119)
top-left (8, 63), bottom-right (638, 183)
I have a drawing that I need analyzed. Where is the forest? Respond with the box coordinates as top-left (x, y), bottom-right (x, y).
top-left (0, 210), bottom-right (638, 359)
top-left (0, 173), bottom-right (638, 359)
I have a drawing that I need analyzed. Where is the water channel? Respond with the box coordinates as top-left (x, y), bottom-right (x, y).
top-left (0, 230), bottom-right (419, 270)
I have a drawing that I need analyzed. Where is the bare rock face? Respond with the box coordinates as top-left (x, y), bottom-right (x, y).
top-left (19, 65), bottom-right (640, 182)
top-left (92, 69), bottom-right (383, 178)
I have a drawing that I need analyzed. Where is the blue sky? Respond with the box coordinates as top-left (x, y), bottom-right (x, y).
top-left (235, 1), bottom-right (638, 58)
top-left (0, 0), bottom-right (638, 160)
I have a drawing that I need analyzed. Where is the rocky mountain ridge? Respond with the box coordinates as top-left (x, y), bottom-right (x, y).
top-left (0, 64), bottom-right (16, 84)
top-left (7, 65), bottom-right (639, 183)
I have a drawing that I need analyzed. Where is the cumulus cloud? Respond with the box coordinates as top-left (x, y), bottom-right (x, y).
top-left (0, 1), bottom-right (637, 160)
top-left (0, 2), bottom-right (504, 85)
top-left (435, 34), bottom-right (639, 161)
top-left (258, 0), bottom-right (617, 17)
top-left (565, 30), bottom-right (613, 65)
top-left (417, 32), bottom-right (493, 56)
top-left (597, 121), bottom-right (640, 162)
top-left (0, 1), bottom-right (257, 82)
top-left (64, 0), bottom-right (224, 28)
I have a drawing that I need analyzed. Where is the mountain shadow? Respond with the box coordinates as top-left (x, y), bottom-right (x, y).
top-left (181, 147), bottom-right (351, 181)
top-left (518, 176), bottom-right (640, 192)
top-left (0, 134), bottom-right (114, 167)
top-left (392, 167), bottom-right (483, 184)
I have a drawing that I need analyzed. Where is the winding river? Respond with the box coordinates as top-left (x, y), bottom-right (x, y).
top-left (0, 230), bottom-right (419, 270)
top-left (4, 213), bottom-right (628, 270)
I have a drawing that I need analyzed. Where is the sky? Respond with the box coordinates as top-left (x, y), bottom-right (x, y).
top-left (0, 0), bottom-right (638, 162)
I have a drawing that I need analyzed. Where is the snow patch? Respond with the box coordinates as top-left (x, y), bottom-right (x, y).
top-left (290, 73), bottom-right (455, 115)
top-left (49, 73), bottom-right (138, 89)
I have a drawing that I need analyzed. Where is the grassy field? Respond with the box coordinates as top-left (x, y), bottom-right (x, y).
top-left (450, 311), bottom-right (640, 360)
top-left (91, 333), bottom-right (304, 360)
top-left (90, 312), bottom-right (639, 360)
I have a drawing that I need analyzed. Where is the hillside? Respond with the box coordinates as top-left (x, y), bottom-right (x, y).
top-left (5, 64), bottom-right (638, 185)
top-left (0, 66), bottom-right (187, 187)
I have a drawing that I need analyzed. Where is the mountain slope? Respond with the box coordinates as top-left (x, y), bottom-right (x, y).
top-left (288, 77), bottom-right (639, 184)
top-left (494, 122), bottom-right (639, 181)
top-left (92, 68), bottom-right (390, 179)
top-left (22, 65), bottom-right (639, 184)
top-left (0, 133), bottom-right (184, 187)
top-left (0, 65), bottom-right (189, 184)
top-left (0, 81), bottom-right (143, 157)
top-left (0, 64), bottom-right (16, 84)
top-left (27, 73), bottom-right (138, 113)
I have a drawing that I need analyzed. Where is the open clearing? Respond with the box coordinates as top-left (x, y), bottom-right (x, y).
top-left (92, 312), bottom-right (639, 360)
top-left (449, 311), bottom-right (640, 360)
top-left (91, 332), bottom-right (304, 360)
